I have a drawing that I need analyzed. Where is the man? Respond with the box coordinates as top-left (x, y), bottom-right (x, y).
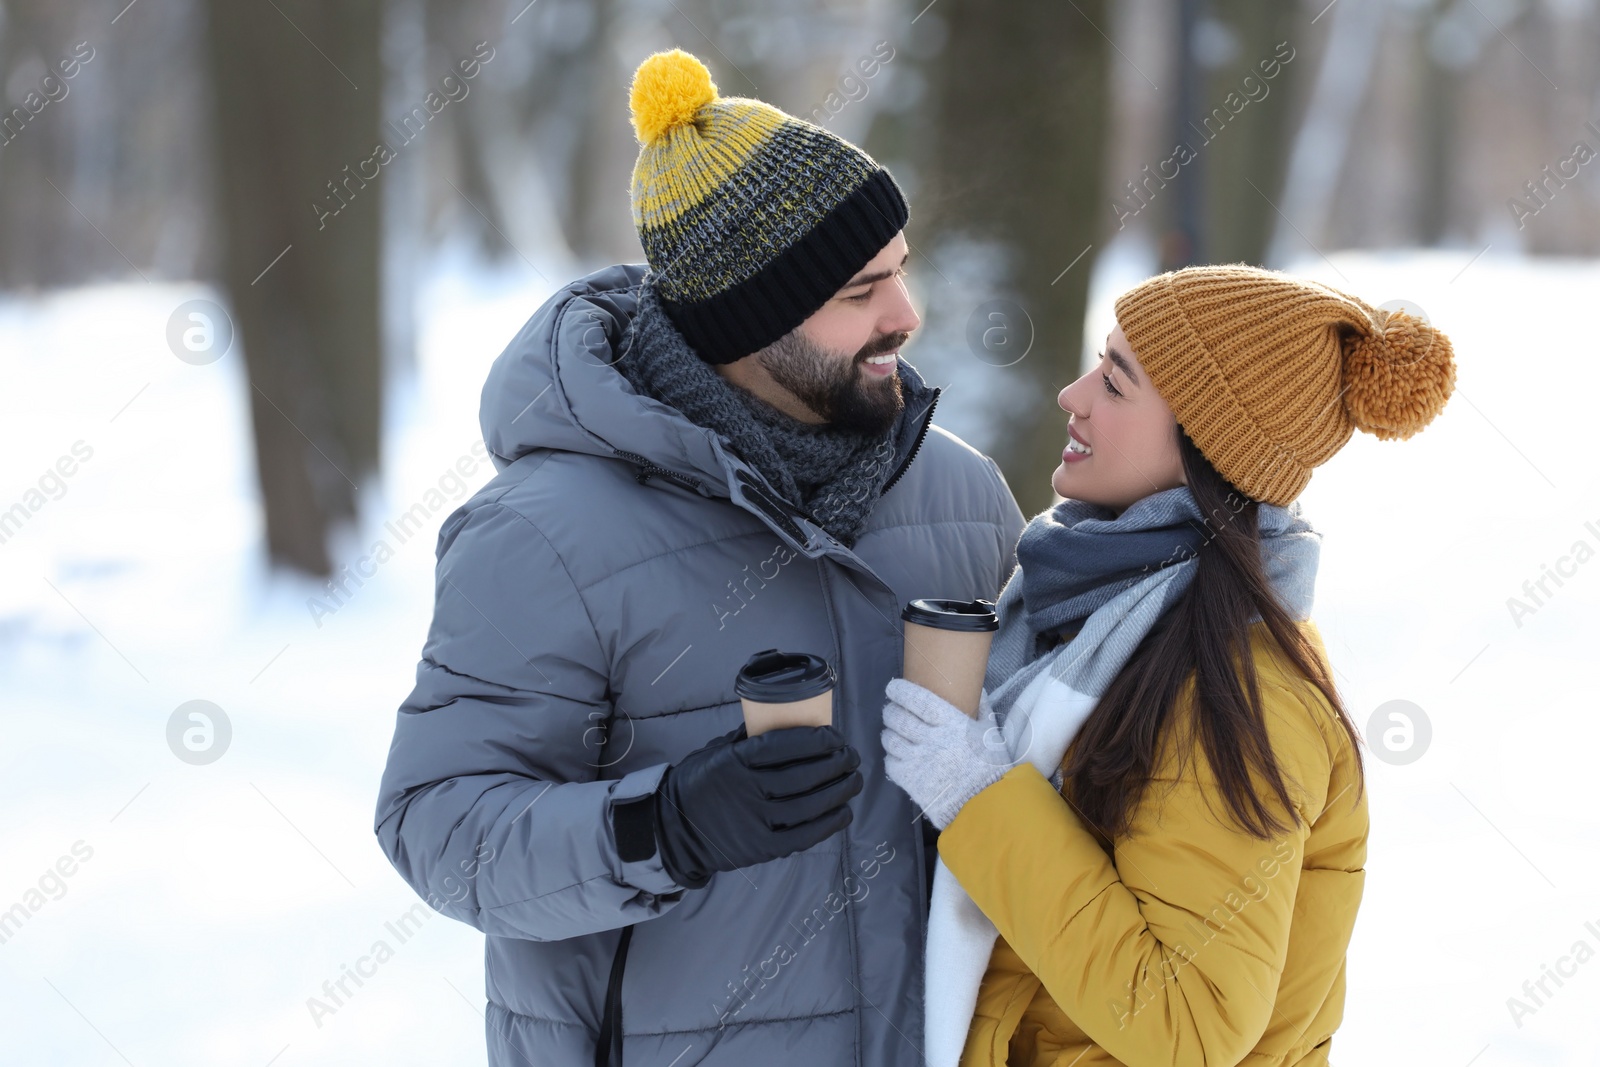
top-left (375, 48), bottom-right (1026, 1066)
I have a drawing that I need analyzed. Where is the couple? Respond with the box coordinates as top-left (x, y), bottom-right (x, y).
top-left (374, 49), bottom-right (1455, 1067)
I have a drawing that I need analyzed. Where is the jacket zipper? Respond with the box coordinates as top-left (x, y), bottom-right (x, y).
top-left (879, 387), bottom-right (940, 497)
top-left (618, 442), bottom-right (825, 551)
top-left (612, 449), bottom-right (705, 494)
top-left (595, 924), bottom-right (632, 1067)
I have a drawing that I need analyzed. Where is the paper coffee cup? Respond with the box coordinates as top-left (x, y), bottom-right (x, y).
top-left (901, 599), bottom-right (999, 718)
top-left (735, 649), bottom-right (836, 737)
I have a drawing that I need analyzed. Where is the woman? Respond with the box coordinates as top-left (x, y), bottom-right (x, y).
top-left (881, 265), bottom-right (1455, 1067)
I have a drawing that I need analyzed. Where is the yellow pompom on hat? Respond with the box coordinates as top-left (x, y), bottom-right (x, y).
top-left (625, 49), bottom-right (909, 364)
top-left (1113, 265), bottom-right (1456, 506)
top-left (629, 47), bottom-right (719, 143)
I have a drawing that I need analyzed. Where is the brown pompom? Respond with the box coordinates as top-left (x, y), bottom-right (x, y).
top-left (1340, 309), bottom-right (1456, 441)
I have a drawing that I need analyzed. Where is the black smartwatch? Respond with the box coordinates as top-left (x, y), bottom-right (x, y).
top-left (611, 791), bottom-right (658, 863)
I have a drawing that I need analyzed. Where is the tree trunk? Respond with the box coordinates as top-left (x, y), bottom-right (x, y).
top-left (1193, 0), bottom-right (1303, 266)
top-left (922, 0), bottom-right (1111, 517)
top-left (1415, 5), bottom-right (1459, 247)
top-left (202, 0), bottom-right (382, 576)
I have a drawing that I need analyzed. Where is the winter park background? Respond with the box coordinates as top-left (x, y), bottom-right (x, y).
top-left (3, 0), bottom-right (1600, 1064)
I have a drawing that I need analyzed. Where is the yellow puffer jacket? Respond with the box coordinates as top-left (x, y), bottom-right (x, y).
top-left (938, 619), bottom-right (1367, 1067)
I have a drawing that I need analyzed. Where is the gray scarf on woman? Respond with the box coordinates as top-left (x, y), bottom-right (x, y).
top-left (616, 278), bottom-right (930, 546)
top-left (984, 485), bottom-right (1322, 727)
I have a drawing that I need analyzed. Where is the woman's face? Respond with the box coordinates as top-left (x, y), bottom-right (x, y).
top-left (1050, 323), bottom-right (1186, 514)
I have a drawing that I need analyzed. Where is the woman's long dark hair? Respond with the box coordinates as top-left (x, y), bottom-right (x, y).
top-left (1060, 427), bottom-right (1364, 840)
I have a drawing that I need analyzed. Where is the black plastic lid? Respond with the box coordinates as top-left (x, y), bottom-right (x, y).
top-left (734, 649), bottom-right (836, 702)
top-left (901, 598), bottom-right (999, 632)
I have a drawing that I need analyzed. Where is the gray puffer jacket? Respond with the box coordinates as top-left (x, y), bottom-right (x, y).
top-left (375, 264), bottom-right (1026, 1066)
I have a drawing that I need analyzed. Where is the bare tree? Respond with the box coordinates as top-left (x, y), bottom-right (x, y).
top-left (1192, 0), bottom-right (1304, 267)
top-left (916, 0), bottom-right (1111, 517)
top-left (202, 0), bottom-right (382, 575)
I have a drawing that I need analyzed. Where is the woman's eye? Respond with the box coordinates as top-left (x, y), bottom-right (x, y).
top-left (843, 290), bottom-right (870, 303)
top-left (1101, 372), bottom-right (1121, 397)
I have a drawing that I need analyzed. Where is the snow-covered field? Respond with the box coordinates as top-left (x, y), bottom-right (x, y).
top-left (0, 247), bottom-right (1595, 1065)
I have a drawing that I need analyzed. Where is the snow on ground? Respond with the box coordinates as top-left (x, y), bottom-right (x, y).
top-left (0, 246), bottom-right (1596, 1065)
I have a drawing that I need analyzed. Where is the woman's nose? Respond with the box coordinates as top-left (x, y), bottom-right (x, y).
top-left (1059, 370), bottom-right (1096, 415)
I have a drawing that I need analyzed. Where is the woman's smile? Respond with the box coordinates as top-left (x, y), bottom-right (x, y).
top-left (1062, 422), bottom-right (1093, 462)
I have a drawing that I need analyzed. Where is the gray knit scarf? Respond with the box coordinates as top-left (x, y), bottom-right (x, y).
top-left (616, 278), bottom-right (931, 546)
top-left (983, 485), bottom-right (1323, 733)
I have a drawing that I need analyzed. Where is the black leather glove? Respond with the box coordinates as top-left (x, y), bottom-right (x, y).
top-left (652, 722), bottom-right (863, 889)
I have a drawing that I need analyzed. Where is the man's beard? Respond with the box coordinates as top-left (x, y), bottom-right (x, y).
top-left (756, 327), bottom-right (910, 435)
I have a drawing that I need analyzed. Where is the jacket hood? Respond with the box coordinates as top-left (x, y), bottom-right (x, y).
top-left (480, 264), bottom-right (940, 502)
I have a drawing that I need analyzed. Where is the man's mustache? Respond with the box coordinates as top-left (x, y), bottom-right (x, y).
top-left (856, 331), bottom-right (910, 362)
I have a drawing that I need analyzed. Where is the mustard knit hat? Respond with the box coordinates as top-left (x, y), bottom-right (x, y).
top-left (627, 49), bottom-right (908, 364)
top-left (1113, 264), bottom-right (1456, 506)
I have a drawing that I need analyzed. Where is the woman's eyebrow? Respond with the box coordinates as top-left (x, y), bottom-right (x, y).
top-left (1106, 345), bottom-right (1140, 386)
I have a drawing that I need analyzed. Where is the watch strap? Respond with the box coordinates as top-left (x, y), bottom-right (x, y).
top-left (612, 791), bottom-right (658, 863)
